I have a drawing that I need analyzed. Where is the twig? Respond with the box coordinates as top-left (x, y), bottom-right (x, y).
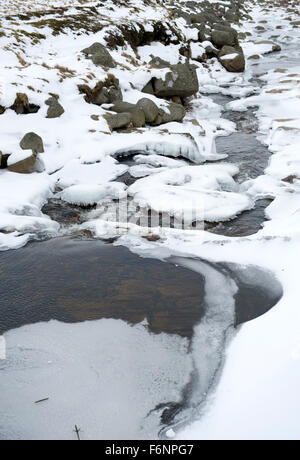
top-left (34, 398), bottom-right (49, 404)
top-left (74, 425), bottom-right (81, 441)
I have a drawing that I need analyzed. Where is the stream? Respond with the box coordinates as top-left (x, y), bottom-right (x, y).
top-left (1, 40), bottom-right (297, 440)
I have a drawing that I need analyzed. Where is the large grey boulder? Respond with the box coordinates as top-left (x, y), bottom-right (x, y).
top-left (218, 46), bottom-right (245, 73)
top-left (82, 43), bottom-right (116, 68)
top-left (104, 112), bottom-right (132, 131)
top-left (136, 98), bottom-right (159, 123)
top-left (110, 101), bottom-right (146, 128)
top-left (152, 102), bottom-right (186, 125)
top-left (143, 62), bottom-right (199, 98)
top-left (46, 97), bottom-right (65, 119)
top-left (211, 29), bottom-right (236, 48)
top-left (20, 132), bottom-right (44, 154)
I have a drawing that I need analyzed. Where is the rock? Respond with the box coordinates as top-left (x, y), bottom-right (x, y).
top-left (78, 76), bottom-right (122, 106)
top-left (45, 97), bottom-right (65, 118)
top-left (218, 46), bottom-right (245, 72)
top-left (152, 102), bottom-right (186, 125)
top-left (136, 98), bottom-right (159, 123)
top-left (20, 132), bottom-right (44, 154)
top-left (10, 93), bottom-right (40, 115)
top-left (211, 29), bottom-right (236, 48)
top-left (0, 151), bottom-right (9, 169)
top-left (143, 62), bottom-right (199, 98)
top-left (8, 153), bottom-right (44, 174)
top-left (82, 42), bottom-right (116, 68)
top-left (249, 54), bottom-right (260, 60)
top-left (104, 112), bottom-right (132, 130)
top-left (0, 106), bottom-right (5, 115)
top-left (149, 56), bottom-right (170, 68)
top-left (110, 101), bottom-right (146, 128)
top-left (255, 40), bottom-right (281, 52)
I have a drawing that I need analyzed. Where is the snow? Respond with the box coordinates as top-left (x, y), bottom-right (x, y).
top-left (59, 182), bottom-right (127, 206)
top-left (0, 319), bottom-right (192, 440)
top-left (1, 0), bottom-right (300, 442)
top-left (127, 164), bottom-right (254, 223)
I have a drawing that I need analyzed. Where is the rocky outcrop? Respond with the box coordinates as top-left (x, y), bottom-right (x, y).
top-left (78, 75), bottom-right (122, 106)
top-left (10, 93), bottom-right (40, 115)
top-left (20, 132), bottom-right (44, 154)
top-left (142, 62), bottom-right (199, 98)
top-left (46, 97), bottom-right (65, 119)
top-left (218, 46), bottom-right (246, 72)
top-left (103, 97), bottom-right (186, 131)
top-left (104, 21), bottom-right (182, 50)
top-left (82, 42), bottom-right (116, 68)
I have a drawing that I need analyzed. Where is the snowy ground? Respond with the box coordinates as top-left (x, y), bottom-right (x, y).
top-left (1, 0), bottom-right (300, 441)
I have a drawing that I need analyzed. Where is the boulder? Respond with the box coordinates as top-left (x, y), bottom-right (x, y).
top-left (10, 93), bottom-right (40, 115)
top-left (149, 56), bottom-right (170, 68)
top-left (143, 62), bottom-right (199, 98)
top-left (152, 102), bottom-right (186, 125)
top-left (82, 42), bottom-right (116, 68)
top-left (8, 153), bottom-right (44, 174)
top-left (0, 106), bottom-right (5, 115)
top-left (104, 112), bottom-right (132, 131)
top-left (78, 76), bottom-right (122, 106)
top-left (218, 46), bottom-right (245, 72)
top-left (211, 29), bottom-right (236, 48)
top-left (20, 132), bottom-right (44, 154)
top-left (110, 101), bottom-right (146, 128)
top-left (136, 98), bottom-right (159, 123)
top-left (46, 97), bottom-right (65, 119)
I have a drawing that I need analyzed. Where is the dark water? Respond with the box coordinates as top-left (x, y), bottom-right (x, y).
top-left (203, 92), bottom-right (272, 237)
top-left (0, 238), bottom-right (282, 338)
top-left (205, 199), bottom-right (272, 237)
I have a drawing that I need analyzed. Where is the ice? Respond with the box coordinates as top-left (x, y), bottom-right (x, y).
top-left (0, 171), bottom-right (58, 250)
top-left (0, 319), bottom-right (193, 440)
top-left (127, 164), bottom-right (254, 223)
top-left (54, 158), bottom-right (128, 189)
top-left (59, 183), bottom-right (127, 206)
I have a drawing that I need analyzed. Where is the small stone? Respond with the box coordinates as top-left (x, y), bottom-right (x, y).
top-left (45, 97), bottom-right (65, 119)
top-left (20, 132), bottom-right (44, 154)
